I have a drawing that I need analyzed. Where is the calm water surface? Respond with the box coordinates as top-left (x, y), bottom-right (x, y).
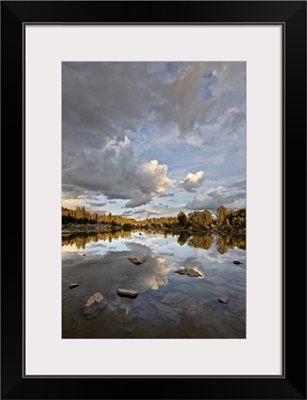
top-left (62, 230), bottom-right (246, 338)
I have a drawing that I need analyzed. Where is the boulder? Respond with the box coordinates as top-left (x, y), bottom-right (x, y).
top-left (174, 268), bottom-right (202, 278)
top-left (117, 288), bottom-right (139, 299)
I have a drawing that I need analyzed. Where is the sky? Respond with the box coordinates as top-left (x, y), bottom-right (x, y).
top-left (62, 62), bottom-right (246, 220)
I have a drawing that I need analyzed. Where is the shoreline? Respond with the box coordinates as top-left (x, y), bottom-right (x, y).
top-left (62, 223), bottom-right (246, 236)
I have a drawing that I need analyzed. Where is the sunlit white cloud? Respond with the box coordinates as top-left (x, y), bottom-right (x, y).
top-left (62, 198), bottom-right (83, 209)
top-left (179, 170), bottom-right (205, 192)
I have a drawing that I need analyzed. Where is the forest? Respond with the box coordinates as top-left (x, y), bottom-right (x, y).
top-left (62, 205), bottom-right (246, 232)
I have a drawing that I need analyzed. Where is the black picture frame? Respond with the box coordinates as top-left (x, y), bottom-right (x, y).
top-left (1, 1), bottom-right (306, 399)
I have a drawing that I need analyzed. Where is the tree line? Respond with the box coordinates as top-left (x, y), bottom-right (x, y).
top-left (62, 206), bottom-right (138, 227)
top-left (177, 206), bottom-right (246, 231)
top-left (62, 205), bottom-right (246, 232)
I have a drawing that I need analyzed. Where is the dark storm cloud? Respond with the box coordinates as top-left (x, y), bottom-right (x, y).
top-left (63, 135), bottom-right (174, 205)
top-left (62, 63), bottom-right (175, 206)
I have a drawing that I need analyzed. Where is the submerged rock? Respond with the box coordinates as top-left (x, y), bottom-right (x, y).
top-left (127, 257), bottom-right (145, 265)
top-left (82, 292), bottom-right (105, 318)
top-left (233, 260), bottom-right (243, 265)
top-left (174, 268), bottom-right (202, 278)
top-left (218, 296), bottom-right (230, 304)
top-left (92, 292), bottom-right (104, 303)
top-left (69, 283), bottom-right (79, 289)
top-left (117, 288), bottom-right (139, 299)
top-left (83, 254), bottom-right (86, 256)
top-left (83, 292), bottom-right (104, 309)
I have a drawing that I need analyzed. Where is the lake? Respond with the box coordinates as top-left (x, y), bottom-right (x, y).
top-left (62, 230), bottom-right (246, 338)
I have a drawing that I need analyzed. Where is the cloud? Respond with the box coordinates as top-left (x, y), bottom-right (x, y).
top-left (158, 193), bottom-right (174, 197)
top-left (125, 195), bottom-right (153, 208)
top-left (228, 180), bottom-right (246, 190)
top-left (61, 191), bottom-right (98, 209)
top-left (63, 136), bottom-right (175, 207)
top-left (186, 181), bottom-right (246, 211)
top-left (62, 62), bottom-right (246, 217)
top-left (148, 62), bottom-right (246, 142)
top-left (179, 171), bottom-right (205, 192)
top-left (121, 208), bottom-right (147, 217)
top-left (62, 197), bottom-right (86, 209)
top-left (87, 201), bottom-right (107, 208)
top-left (62, 62), bottom-right (245, 160)
top-left (122, 208), bottom-right (162, 219)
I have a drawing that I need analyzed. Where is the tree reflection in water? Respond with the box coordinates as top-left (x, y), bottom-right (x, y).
top-left (62, 230), bottom-right (132, 249)
top-left (62, 229), bottom-right (246, 254)
top-left (215, 233), bottom-right (246, 254)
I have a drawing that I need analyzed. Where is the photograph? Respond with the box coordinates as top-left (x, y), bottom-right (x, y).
top-left (1, 0), bottom-right (306, 398)
top-left (62, 61), bottom-right (246, 339)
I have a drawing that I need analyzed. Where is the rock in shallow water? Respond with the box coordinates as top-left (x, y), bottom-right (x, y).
top-left (84, 292), bottom-right (104, 309)
top-left (127, 257), bottom-right (145, 265)
top-left (233, 260), bottom-right (243, 265)
top-left (218, 296), bottom-right (230, 304)
top-left (69, 283), bottom-right (79, 289)
top-left (82, 292), bottom-right (105, 318)
top-left (117, 288), bottom-right (139, 299)
top-left (174, 268), bottom-right (202, 278)
top-left (93, 292), bottom-right (104, 303)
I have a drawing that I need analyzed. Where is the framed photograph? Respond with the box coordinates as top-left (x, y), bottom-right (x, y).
top-left (1, 1), bottom-right (306, 399)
